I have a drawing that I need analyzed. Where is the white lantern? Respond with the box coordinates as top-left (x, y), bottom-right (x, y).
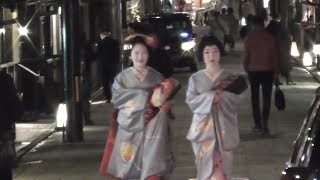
top-left (313, 44), bottom-right (320, 55)
top-left (303, 52), bottom-right (313, 66)
top-left (290, 41), bottom-right (300, 57)
top-left (56, 103), bottom-right (67, 128)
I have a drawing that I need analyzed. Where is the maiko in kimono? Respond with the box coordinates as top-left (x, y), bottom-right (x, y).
top-left (186, 35), bottom-right (247, 180)
top-left (99, 36), bottom-right (179, 180)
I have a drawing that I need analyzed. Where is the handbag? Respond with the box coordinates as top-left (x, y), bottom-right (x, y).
top-left (274, 85), bottom-right (285, 111)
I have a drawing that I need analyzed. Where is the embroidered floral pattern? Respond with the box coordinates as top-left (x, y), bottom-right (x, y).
top-left (125, 100), bottom-right (135, 109)
top-left (194, 116), bottom-right (214, 133)
top-left (120, 142), bottom-right (137, 163)
top-left (196, 140), bottom-right (214, 161)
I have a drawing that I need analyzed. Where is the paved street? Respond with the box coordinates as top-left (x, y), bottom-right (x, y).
top-left (9, 27), bottom-right (319, 180)
top-left (12, 39), bottom-right (320, 180)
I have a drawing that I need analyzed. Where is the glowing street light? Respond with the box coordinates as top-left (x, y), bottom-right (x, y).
top-left (241, 17), bottom-right (246, 26)
top-left (18, 26), bottom-right (28, 36)
top-left (58, 6), bottom-right (62, 15)
top-left (263, 0), bottom-right (269, 8)
top-left (0, 28), bottom-right (5, 34)
top-left (313, 43), bottom-right (320, 69)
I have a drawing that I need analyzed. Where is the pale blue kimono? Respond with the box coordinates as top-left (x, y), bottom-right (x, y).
top-left (186, 69), bottom-right (247, 180)
top-left (106, 67), bottom-right (174, 179)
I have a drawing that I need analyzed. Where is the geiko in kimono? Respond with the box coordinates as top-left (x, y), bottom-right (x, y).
top-left (186, 69), bottom-right (247, 180)
top-left (100, 67), bottom-right (179, 180)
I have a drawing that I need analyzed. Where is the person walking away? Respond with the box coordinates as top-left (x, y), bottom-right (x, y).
top-left (225, 7), bottom-right (239, 49)
top-left (96, 27), bottom-right (120, 102)
top-left (0, 70), bottom-right (23, 180)
top-left (242, 0), bottom-right (255, 19)
top-left (208, 11), bottom-right (229, 55)
top-left (266, 14), bottom-right (296, 85)
top-left (239, 14), bottom-right (254, 40)
top-left (186, 35), bottom-right (247, 180)
top-left (243, 16), bottom-right (279, 135)
top-left (99, 36), bottom-right (179, 179)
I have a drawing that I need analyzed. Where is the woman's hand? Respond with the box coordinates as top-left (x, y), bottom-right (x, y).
top-left (151, 88), bottom-right (168, 107)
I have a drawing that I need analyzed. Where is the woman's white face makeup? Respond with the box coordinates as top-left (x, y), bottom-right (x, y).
top-left (203, 45), bottom-right (220, 67)
top-left (131, 43), bottom-right (149, 68)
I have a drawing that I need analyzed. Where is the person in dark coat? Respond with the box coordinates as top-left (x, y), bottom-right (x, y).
top-left (0, 70), bottom-right (23, 180)
top-left (243, 16), bottom-right (279, 135)
top-left (239, 14), bottom-right (254, 40)
top-left (148, 45), bottom-right (174, 79)
top-left (96, 27), bottom-right (120, 102)
top-left (145, 34), bottom-right (174, 79)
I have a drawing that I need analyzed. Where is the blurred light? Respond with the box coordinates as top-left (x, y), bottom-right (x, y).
top-left (123, 44), bottom-right (132, 50)
top-left (303, 52), bottom-right (312, 66)
top-left (313, 44), bottom-right (320, 55)
top-left (58, 6), bottom-right (61, 15)
top-left (300, 155), bottom-right (305, 162)
top-left (241, 17), bottom-right (246, 26)
top-left (18, 26), bottom-right (28, 36)
top-left (181, 40), bottom-right (195, 51)
top-left (0, 28), bottom-right (5, 34)
top-left (291, 41), bottom-right (300, 57)
top-left (25, 160), bottom-right (43, 165)
top-left (263, 0), bottom-right (269, 8)
top-left (21, 142), bottom-right (30, 145)
top-left (281, 171), bottom-right (287, 175)
top-left (180, 32), bottom-right (189, 38)
top-left (56, 103), bottom-right (67, 128)
top-left (90, 100), bottom-right (108, 105)
top-left (295, 175), bottom-right (301, 179)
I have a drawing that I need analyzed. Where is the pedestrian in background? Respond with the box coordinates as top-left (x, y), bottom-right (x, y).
top-left (243, 16), bottom-right (279, 135)
top-left (186, 35), bottom-right (247, 180)
top-left (225, 7), bottom-right (239, 49)
top-left (239, 14), bottom-right (254, 40)
top-left (266, 14), bottom-right (296, 85)
top-left (0, 70), bottom-right (23, 180)
top-left (96, 27), bottom-right (120, 103)
top-left (208, 11), bottom-right (229, 55)
top-left (100, 36), bottom-right (179, 179)
top-left (147, 35), bottom-right (174, 78)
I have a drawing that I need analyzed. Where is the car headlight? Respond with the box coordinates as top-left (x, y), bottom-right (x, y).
top-left (179, 32), bottom-right (189, 38)
top-left (181, 40), bottom-right (195, 51)
top-left (123, 44), bottom-right (132, 50)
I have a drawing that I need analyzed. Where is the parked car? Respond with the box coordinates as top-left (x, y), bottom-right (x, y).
top-left (122, 12), bottom-right (198, 72)
top-left (280, 88), bottom-right (320, 180)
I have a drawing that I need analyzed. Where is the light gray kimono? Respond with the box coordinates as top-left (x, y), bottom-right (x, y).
top-left (106, 67), bottom-right (173, 180)
top-left (186, 70), bottom-right (247, 180)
